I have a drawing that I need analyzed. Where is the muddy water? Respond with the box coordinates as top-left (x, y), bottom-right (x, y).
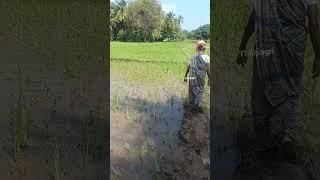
top-left (110, 79), bottom-right (187, 180)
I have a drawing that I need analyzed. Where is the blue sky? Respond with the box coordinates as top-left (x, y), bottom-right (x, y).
top-left (160, 0), bottom-right (210, 31)
top-left (111, 0), bottom-right (210, 31)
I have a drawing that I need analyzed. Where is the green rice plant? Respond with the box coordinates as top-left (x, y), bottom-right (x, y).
top-left (169, 129), bottom-right (174, 151)
top-left (25, 98), bottom-right (36, 139)
top-left (79, 118), bottom-right (90, 179)
top-left (9, 91), bottom-right (27, 175)
top-left (24, 74), bottom-right (33, 139)
top-left (125, 103), bottom-right (130, 121)
top-left (111, 95), bottom-right (121, 112)
top-left (139, 139), bottom-right (148, 163)
top-left (170, 98), bottom-right (175, 111)
top-left (150, 146), bottom-right (160, 173)
top-left (53, 143), bottom-right (60, 180)
top-left (134, 98), bottom-right (144, 112)
top-left (10, 87), bottom-right (27, 162)
top-left (148, 89), bottom-right (151, 98)
top-left (161, 130), bottom-right (166, 144)
top-left (111, 165), bottom-right (122, 179)
top-left (124, 142), bottom-right (131, 152)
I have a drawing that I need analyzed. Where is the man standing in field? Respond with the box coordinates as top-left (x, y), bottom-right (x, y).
top-left (236, 0), bottom-right (320, 161)
top-left (184, 40), bottom-right (210, 112)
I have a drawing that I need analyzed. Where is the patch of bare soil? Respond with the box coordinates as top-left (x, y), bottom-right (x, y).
top-left (160, 107), bottom-right (210, 180)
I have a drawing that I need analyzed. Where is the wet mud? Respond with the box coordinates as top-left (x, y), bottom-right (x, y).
top-left (159, 107), bottom-right (210, 180)
top-left (110, 79), bottom-right (186, 180)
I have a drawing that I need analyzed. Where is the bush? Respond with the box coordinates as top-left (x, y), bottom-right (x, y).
top-left (117, 29), bottom-right (126, 41)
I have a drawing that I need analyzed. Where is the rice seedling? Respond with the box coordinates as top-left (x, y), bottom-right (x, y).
top-left (112, 95), bottom-right (121, 112)
top-left (9, 66), bottom-right (28, 175)
top-left (161, 130), bottom-right (167, 144)
top-left (170, 98), bottom-right (175, 111)
top-left (124, 142), bottom-right (131, 153)
top-left (150, 146), bottom-right (160, 173)
top-left (79, 117), bottom-right (90, 179)
top-left (135, 99), bottom-right (144, 112)
top-left (125, 103), bottom-right (130, 121)
top-left (111, 165), bottom-right (122, 179)
top-left (169, 129), bottom-right (175, 151)
top-left (130, 163), bottom-right (135, 173)
top-left (53, 143), bottom-right (60, 180)
top-left (139, 139), bottom-right (149, 163)
top-left (10, 91), bottom-right (27, 175)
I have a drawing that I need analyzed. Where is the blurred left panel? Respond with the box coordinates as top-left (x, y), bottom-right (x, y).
top-left (0, 0), bottom-right (108, 179)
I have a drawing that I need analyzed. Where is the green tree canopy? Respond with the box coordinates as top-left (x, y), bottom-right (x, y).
top-left (126, 0), bottom-right (163, 42)
top-left (110, 0), bottom-right (185, 42)
top-left (188, 24), bottom-right (210, 41)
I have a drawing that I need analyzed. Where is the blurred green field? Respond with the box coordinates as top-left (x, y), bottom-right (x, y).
top-left (0, 0), bottom-right (107, 179)
top-left (0, 0), bottom-right (107, 77)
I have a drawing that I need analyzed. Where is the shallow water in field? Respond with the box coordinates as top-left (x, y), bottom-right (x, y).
top-left (110, 78), bottom-right (187, 180)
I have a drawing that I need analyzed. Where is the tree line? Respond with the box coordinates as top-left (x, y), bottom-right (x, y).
top-left (110, 0), bottom-right (210, 42)
top-left (185, 24), bottom-right (210, 41)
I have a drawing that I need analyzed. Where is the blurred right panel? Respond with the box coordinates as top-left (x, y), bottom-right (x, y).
top-left (211, 0), bottom-right (320, 179)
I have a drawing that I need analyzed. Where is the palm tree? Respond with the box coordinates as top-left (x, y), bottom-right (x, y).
top-left (114, 0), bottom-right (128, 22)
top-left (177, 15), bottom-right (184, 26)
top-left (110, 0), bottom-right (128, 40)
top-left (114, 0), bottom-right (128, 23)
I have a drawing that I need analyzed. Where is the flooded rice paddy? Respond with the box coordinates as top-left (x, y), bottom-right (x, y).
top-left (110, 79), bottom-right (187, 180)
top-left (110, 41), bottom-right (210, 180)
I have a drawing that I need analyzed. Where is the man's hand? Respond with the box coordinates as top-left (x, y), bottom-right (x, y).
top-left (313, 57), bottom-right (320, 78)
top-left (236, 49), bottom-right (248, 66)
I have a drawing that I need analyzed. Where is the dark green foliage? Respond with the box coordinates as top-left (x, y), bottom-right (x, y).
top-left (110, 0), bottom-right (184, 42)
top-left (188, 24), bottom-right (210, 41)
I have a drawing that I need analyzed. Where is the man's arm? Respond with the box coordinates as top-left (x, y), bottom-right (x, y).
top-left (207, 65), bottom-right (211, 85)
top-left (307, 4), bottom-right (320, 78)
top-left (239, 10), bottom-right (255, 51)
top-left (236, 10), bottom-right (255, 65)
top-left (184, 65), bottom-right (190, 82)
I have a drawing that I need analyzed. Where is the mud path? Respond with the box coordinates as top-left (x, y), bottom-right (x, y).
top-left (160, 107), bottom-right (210, 180)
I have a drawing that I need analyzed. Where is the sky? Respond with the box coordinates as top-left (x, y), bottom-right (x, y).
top-left (111, 0), bottom-right (210, 31)
top-left (160, 0), bottom-right (210, 31)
